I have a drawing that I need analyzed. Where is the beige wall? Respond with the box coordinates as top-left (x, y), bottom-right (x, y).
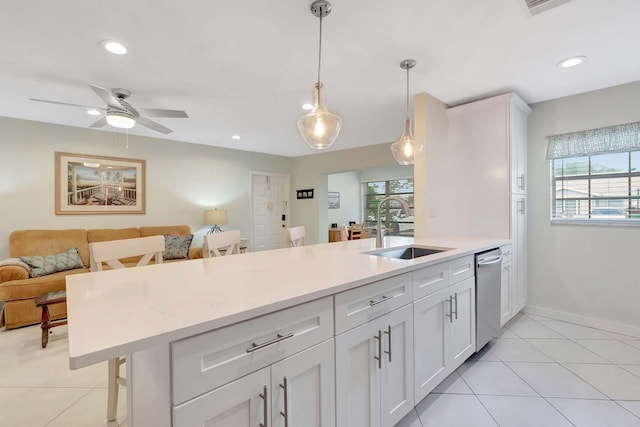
top-left (527, 81), bottom-right (640, 330)
top-left (0, 117), bottom-right (292, 258)
top-left (291, 143), bottom-right (401, 244)
top-left (327, 172), bottom-right (360, 228)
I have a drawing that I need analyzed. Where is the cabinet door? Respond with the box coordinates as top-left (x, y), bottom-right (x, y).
top-left (511, 105), bottom-right (528, 194)
top-left (500, 261), bottom-right (513, 327)
top-left (413, 288), bottom-right (449, 403)
top-left (380, 304), bottom-right (414, 427)
top-left (271, 339), bottom-right (335, 427)
top-left (173, 367), bottom-right (270, 427)
top-left (447, 277), bottom-right (476, 369)
top-left (335, 320), bottom-right (381, 427)
top-left (516, 195), bottom-right (527, 310)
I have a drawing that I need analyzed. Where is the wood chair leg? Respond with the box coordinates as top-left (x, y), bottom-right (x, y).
top-left (107, 358), bottom-right (119, 422)
top-left (40, 305), bottom-right (50, 349)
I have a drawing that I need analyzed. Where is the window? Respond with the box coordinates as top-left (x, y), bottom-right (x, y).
top-left (363, 178), bottom-right (414, 236)
top-left (552, 152), bottom-right (640, 222)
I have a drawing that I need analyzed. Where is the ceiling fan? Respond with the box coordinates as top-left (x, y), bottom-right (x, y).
top-left (29, 85), bottom-right (188, 134)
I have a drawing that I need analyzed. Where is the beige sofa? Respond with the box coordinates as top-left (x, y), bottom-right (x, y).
top-left (0, 225), bottom-right (201, 330)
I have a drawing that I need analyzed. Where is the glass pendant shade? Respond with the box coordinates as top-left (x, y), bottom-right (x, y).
top-left (390, 116), bottom-right (422, 165)
top-left (298, 83), bottom-right (342, 149)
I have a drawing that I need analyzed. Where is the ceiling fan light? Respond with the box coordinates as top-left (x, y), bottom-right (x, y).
top-left (106, 112), bottom-right (135, 129)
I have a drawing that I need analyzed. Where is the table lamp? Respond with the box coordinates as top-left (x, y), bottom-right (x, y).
top-left (204, 209), bottom-right (228, 234)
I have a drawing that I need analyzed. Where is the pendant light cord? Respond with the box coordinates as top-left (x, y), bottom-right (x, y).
top-left (406, 66), bottom-right (410, 115)
top-left (317, 8), bottom-right (324, 85)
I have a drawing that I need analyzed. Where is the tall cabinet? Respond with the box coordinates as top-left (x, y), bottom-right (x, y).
top-left (446, 93), bottom-right (531, 326)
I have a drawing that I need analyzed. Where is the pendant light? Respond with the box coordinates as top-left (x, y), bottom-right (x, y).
top-left (391, 59), bottom-right (423, 165)
top-left (298, 0), bottom-right (342, 150)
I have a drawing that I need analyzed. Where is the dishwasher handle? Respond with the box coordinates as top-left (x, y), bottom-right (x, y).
top-left (477, 255), bottom-right (502, 266)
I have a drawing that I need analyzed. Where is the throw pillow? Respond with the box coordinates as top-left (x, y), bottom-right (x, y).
top-left (163, 234), bottom-right (193, 260)
top-left (20, 248), bottom-right (86, 278)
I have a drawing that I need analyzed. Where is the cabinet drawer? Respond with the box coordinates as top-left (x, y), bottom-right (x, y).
top-left (449, 255), bottom-right (474, 284)
top-left (335, 272), bottom-right (412, 335)
top-left (413, 261), bottom-right (449, 300)
top-left (172, 296), bottom-right (333, 404)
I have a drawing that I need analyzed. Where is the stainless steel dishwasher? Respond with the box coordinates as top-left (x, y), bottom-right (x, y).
top-left (475, 248), bottom-right (503, 352)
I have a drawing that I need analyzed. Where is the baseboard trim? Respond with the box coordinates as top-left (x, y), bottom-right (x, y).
top-left (524, 305), bottom-right (640, 339)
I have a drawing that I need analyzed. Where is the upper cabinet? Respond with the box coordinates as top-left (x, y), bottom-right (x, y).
top-left (445, 93), bottom-right (531, 239)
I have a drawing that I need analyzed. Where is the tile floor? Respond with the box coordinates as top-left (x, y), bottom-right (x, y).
top-left (398, 312), bottom-right (640, 427)
top-left (0, 312), bottom-right (639, 426)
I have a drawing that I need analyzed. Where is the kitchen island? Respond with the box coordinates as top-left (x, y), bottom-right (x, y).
top-left (66, 236), bottom-right (508, 426)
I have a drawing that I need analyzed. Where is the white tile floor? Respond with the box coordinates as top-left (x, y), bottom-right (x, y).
top-left (399, 313), bottom-right (640, 427)
top-left (0, 324), bottom-right (126, 427)
top-left (1, 313), bottom-right (639, 426)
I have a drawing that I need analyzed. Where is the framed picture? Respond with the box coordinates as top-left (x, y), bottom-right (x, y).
top-left (296, 188), bottom-right (314, 199)
top-left (328, 192), bottom-right (340, 209)
top-left (55, 152), bottom-right (146, 215)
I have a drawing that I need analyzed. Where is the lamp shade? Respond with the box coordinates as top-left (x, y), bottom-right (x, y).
top-left (390, 117), bottom-right (423, 165)
top-left (298, 83), bottom-right (342, 150)
top-left (204, 209), bottom-right (228, 225)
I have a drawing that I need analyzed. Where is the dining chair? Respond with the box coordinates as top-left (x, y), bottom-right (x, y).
top-left (340, 225), bottom-right (349, 241)
top-left (88, 235), bottom-right (165, 422)
top-left (350, 223), bottom-right (364, 240)
top-left (203, 230), bottom-right (242, 257)
top-left (287, 226), bottom-right (305, 247)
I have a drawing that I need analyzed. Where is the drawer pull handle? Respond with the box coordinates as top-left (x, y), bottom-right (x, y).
top-left (453, 292), bottom-right (458, 320)
top-left (369, 295), bottom-right (392, 306)
top-left (374, 330), bottom-right (382, 369)
top-left (259, 385), bottom-right (268, 427)
top-left (384, 325), bottom-right (392, 363)
top-left (246, 333), bottom-right (294, 353)
top-left (445, 297), bottom-right (453, 323)
top-left (279, 377), bottom-right (289, 427)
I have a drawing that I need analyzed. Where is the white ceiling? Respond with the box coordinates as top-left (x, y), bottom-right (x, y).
top-left (1, 0), bottom-right (639, 157)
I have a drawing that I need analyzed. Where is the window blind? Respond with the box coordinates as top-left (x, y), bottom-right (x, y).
top-left (546, 121), bottom-right (640, 160)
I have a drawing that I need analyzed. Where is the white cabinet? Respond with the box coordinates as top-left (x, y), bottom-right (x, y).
top-left (414, 276), bottom-right (476, 402)
top-left (174, 340), bottom-right (335, 427)
top-left (271, 340), bottom-right (336, 427)
top-left (514, 196), bottom-right (527, 311)
top-left (173, 366), bottom-right (270, 427)
top-left (511, 101), bottom-right (528, 195)
top-left (335, 304), bottom-right (414, 427)
top-left (500, 247), bottom-right (514, 327)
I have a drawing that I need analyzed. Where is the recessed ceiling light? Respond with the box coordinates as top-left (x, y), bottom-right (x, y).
top-left (302, 103), bottom-right (313, 110)
top-left (557, 56), bottom-right (587, 68)
top-left (103, 41), bottom-right (127, 55)
top-left (232, 135), bottom-right (241, 140)
top-left (86, 109), bottom-right (101, 116)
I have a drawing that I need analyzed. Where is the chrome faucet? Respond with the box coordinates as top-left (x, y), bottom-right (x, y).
top-left (376, 195), bottom-right (411, 249)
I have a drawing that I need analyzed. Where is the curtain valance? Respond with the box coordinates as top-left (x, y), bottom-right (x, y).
top-left (546, 121), bottom-right (640, 160)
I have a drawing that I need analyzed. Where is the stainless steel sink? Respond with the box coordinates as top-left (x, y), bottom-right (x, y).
top-left (365, 245), bottom-right (452, 260)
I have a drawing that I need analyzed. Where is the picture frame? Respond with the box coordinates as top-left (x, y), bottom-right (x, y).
top-left (296, 188), bottom-right (314, 200)
top-left (328, 191), bottom-right (340, 209)
top-left (55, 152), bottom-right (146, 215)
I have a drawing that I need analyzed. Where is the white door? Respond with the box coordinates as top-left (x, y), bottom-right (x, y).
top-left (413, 288), bottom-right (448, 402)
top-left (173, 367), bottom-right (270, 427)
top-left (500, 261), bottom-right (513, 327)
top-left (271, 339), bottom-right (336, 427)
top-left (447, 277), bottom-right (476, 368)
top-left (516, 196), bottom-right (527, 310)
top-left (380, 305), bottom-right (414, 427)
top-left (335, 320), bottom-right (381, 427)
top-left (252, 173), bottom-right (290, 251)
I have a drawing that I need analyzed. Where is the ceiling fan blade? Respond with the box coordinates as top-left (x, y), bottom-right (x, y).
top-left (137, 108), bottom-right (189, 118)
top-left (136, 116), bottom-right (173, 134)
top-left (29, 98), bottom-right (104, 110)
top-left (89, 117), bottom-right (107, 128)
top-left (89, 85), bottom-right (125, 110)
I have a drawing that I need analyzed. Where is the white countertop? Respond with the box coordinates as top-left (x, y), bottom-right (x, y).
top-left (66, 236), bottom-right (507, 369)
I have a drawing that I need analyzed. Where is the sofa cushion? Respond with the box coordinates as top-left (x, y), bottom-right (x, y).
top-left (163, 234), bottom-right (194, 260)
top-left (87, 228), bottom-right (141, 263)
top-left (10, 229), bottom-right (89, 267)
top-left (140, 225), bottom-right (191, 237)
top-left (20, 248), bottom-right (85, 278)
top-left (0, 268), bottom-right (90, 300)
